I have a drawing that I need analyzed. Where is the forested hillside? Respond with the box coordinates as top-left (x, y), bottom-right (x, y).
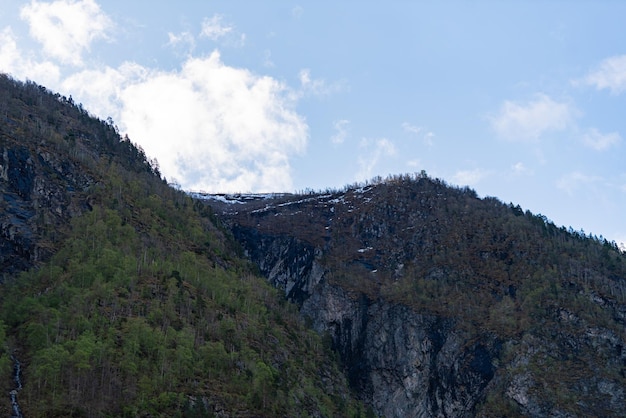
top-left (204, 174), bottom-right (626, 417)
top-left (0, 74), bottom-right (368, 417)
top-left (3, 72), bottom-right (626, 418)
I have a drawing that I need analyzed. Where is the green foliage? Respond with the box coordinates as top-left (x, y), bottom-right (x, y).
top-left (0, 321), bottom-right (11, 386)
top-left (7, 73), bottom-right (626, 416)
top-left (0, 75), bottom-right (366, 417)
top-left (2, 190), bottom-right (362, 416)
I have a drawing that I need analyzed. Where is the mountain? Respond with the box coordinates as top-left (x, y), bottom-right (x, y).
top-left (2, 73), bottom-right (626, 418)
top-left (0, 74), bottom-right (369, 417)
top-left (199, 176), bottom-right (626, 417)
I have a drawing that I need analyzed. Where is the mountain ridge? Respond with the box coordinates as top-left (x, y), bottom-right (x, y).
top-left (2, 74), bottom-right (626, 417)
top-left (201, 173), bottom-right (626, 417)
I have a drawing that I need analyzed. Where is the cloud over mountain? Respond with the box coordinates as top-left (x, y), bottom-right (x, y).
top-left (119, 52), bottom-right (307, 192)
top-left (1, 0), bottom-right (309, 193)
top-left (489, 94), bottom-right (574, 142)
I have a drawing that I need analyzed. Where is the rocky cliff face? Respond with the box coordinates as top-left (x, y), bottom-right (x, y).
top-left (302, 283), bottom-right (501, 418)
top-left (231, 224), bottom-right (499, 417)
top-left (203, 177), bottom-right (626, 417)
top-left (1, 74), bottom-right (157, 279)
top-left (0, 140), bottom-right (94, 278)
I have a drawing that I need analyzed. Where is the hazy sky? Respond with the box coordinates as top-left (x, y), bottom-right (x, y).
top-left (1, 0), bottom-right (625, 248)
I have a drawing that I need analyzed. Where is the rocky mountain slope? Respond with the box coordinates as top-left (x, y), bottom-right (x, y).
top-left (0, 74), bottom-right (368, 417)
top-left (201, 177), bottom-right (626, 417)
top-left (3, 72), bottom-right (626, 417)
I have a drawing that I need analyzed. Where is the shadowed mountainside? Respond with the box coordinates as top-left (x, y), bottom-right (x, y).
top-left (201, 175), bottom-right (626, 417)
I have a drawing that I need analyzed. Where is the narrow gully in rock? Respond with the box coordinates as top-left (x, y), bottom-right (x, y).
top-left (9, 355), bottom-right (23, 418)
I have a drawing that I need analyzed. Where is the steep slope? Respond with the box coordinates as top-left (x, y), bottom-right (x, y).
top-left (203, 175), bottom-right (626, 417)
top-left (0, 75), bottom-right (368, 417)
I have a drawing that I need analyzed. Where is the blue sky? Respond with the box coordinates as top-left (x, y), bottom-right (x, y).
top-left (1, 1), bottom-right (625, 248)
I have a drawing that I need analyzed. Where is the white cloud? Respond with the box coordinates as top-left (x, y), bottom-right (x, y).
top-left (54, 53), bottom-right (309, 193)
top-left (489, 93), bottom-right (575, 141)
top-left (299, 69), bottom-right (323, 95)
top-left (200, 14), bottom-right (233, 40)
top-left (356, 138), bottom-right (396, 181)
top-left (331, 119), bottom-right (350, 144)
top-left (0, 27), bottom-right (20, 68)
top-left (167, 31), bottom-right (196, 53)
top-left (556, 171), bottom-right (600, 195)
top-left (299, 69), bottom-right (314, 87)
top-left (298, 68), bottom-right (344, 97)
top-left (2, 2), bottom-right (308, 194)
top-left (20, 0), bottom-right (112, 66)
top-left (581, 55), bottom-right (626, 94)
top-left (0, 26), bottom-right (60, 85)
top-left (168, 14), bottom-right (245, 54)
top-left (116, 51), bottom-right (307, 192)
top-left (511, 162), bottom-right (533, 176)
top-left (61, 62), bottom-right (148, 121)
top-left (452, 168), bottom-right (487, 187)
top-left (581, 128), bottom-right (621, 151)
top-left (199, 14), bottom-right (245, 47)
top-left (402, 122), bottom-right (422, 135)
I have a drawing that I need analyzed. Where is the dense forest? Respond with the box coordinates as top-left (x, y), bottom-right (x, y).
top-left (0, 74), bottom-right (370, 417)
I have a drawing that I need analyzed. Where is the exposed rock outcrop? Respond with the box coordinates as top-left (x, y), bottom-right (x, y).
top-left (303, 282), bottom-right (501, 418)
top-left (0, 142), bottom-right (94, 277)
top-left (209, 179), bottom-right (626, 417)
top-left (232, 226), bottom-right (499, 417)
